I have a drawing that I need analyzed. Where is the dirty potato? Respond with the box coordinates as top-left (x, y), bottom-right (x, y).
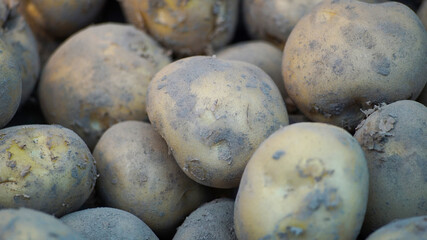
top-left (419, 0), bottom-right (427, 28)
top-left (366, 216), bottom-right (427, 240)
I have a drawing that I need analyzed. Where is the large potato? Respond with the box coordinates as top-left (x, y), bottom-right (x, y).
top-left (0, 124), bottom-right (97, 216)
top-left (93, 121), bottom-right (209, 237)
top-left (147, 56), bottom-right (289, 188)
top-left (283, 0), bottom-right (427, 130)
top-left (366, 216), bottom-right (427, 240)
top-left (354, 100), bottom-right (427, 234)
top-left (234, 122), bottom-right (369, 240)
top-left (121, 0), bottom-right (238, 55)
top-left (38, 23), bottom-right (171, 149)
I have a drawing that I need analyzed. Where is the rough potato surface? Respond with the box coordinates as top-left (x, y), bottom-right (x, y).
top-left (366, 216), bottom-right (427, 240)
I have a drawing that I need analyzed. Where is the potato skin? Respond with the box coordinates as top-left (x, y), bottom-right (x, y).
top-left (93, 121), bottom-right (209, 236)
top-left (283, 0), bottom-right (427, 130)
top-left (418, 0), bottom-right (427, 29)
top-left (354, 100), bottom-right (427, 234)
top-left (0, 124), bottom-right (97, 217)
top-left (147, 56), bottom-right (289, 188)
top-left (61, 207), bottom-right (159, 240)
top-left (0, 208), bottom-right (85, 239)
top-left (121, 0), bottom-right (238, 55)
top-left (38, 23), bottom-right (171, 149)
top-left (366, 216), bottom-right (427, 240)
top-left (234, 122), bottom-right (369, 240)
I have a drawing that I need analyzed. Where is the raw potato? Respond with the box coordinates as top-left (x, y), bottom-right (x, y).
top-left (173, 198), bottom-right (237, 240)
top-left (121, 0), bottom-right (239, 55)
top-left (94, 121), bottom-right (209, 237)
top-left (0, 208), bottom-right (85, 240)
top-left (283, 0), bottom-right (427, 130)
top-left (61, 207), bottom-right (159, 240)
top-left (366, 216), bottom-right (427, 240)
top-left (38, 23), bottom-right (171, 149)
top-left (0, 124), bottom-right (97, 217)
top-left (20, 0), bottom-right (106, 39)
top-left (354, 100), bottom-right (427, 234)
top-left (234, 122), bottom-right (369, 240)
top-left (147, 56), bottom-right (289, 188)
top-left (419, 0), bottom-right (427, 28)
top-left (216, 40), bottom-right (296, 113)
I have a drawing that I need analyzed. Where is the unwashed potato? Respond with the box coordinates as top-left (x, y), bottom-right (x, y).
top-left (61, 207), bottom-right (159, 240)
top-left (173, 198), bottom-right (237, 240)
top-left (234, 122), bottom-right (369, 240)
top-left (0, 124), bottom-right (97, 217)
top-left (19, 0), bottom-right (106, 39)
top-left (366, 216), bottom-right (427, 240)
top-left (418, 0), bottom-right (427, 28)
top-left (121, 0), bottom-right (239, 55)
top-left (147, 56), bottom-right (289, 188)
top-left (283, 0), bottom-right (427, 130)
top-left (38, 23), bottom-right (171, 149)
top-left (0, 208), bottom-right (85, 239)
top-left (94, 121), bottom-right (209, 237)
top-left (354, 100), bottom-right (427, 234)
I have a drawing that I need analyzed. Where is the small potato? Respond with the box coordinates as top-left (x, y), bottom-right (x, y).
top-left (234, 122), bottom-right (369, 240)
top-left (93, 121), bottom-right (209, 237)
top-left (283, 0), bottom-right (427, 130)
top-left (173, 198), bottom-right (236, 240)
top-left (0, 124), bottom-right (97, 216)
top-left (61, 207), bottom-right (158, 240)
top-left (354, 100), bottom-right (427, 234)
top-left (0, 208), bottom-right (85, 239)
top-left (147, 56), bottom-right (289, 188)
top-left (366, 216), bottom-right (427, 240)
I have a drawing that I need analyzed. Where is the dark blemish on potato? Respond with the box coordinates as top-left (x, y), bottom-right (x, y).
top-left (371, 53), bottom-right (391, 76)
top-left (309, 40), bottom-right (319, 50)
top-left (6, 160), bottom-right (16, 168)
top-left (341, 25), bottom-right (376, 49)
top-left (272, 150), bottom-right (286, 160)
top-left (20, 165), bottom-right (31, 177)
top-left (297, 158), bottom-right (334, 182)
top-left (71, 167), bottom-right (79, 179)
top-left (306, 189), bottom-right (323, 211)
top-left (332, 59), bottom-right (344, 75)
top-left (183, 159), bottom-right (207, 181)
top-left (324, 188), bottom-right (341, 210)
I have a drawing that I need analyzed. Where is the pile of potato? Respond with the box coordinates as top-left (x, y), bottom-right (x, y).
top-left (0, 0), bottom-right (426, 239)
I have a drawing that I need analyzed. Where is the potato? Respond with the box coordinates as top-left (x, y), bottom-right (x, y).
top-left (234, 122), bottom-right (369, 240)
top-left (418, 0), bottom-right (427, 28)
top-left (93, 121), bottom-right (209, 237)
top-left (38, 23), bottom-right (171, 149)
top-left (0, 208), bottom-right (85, 239)
top-left (366, 216), bottom-right (427, 240)
top-left (173, 198), bottom-right (236, 240)
top-left (354, 100), bottom-right (427, 234)
top-left (216, 40), bottom-right (296, 113)
top-left (121, 0), bottom-right (239, 56)
top-left (0, 124), bottom-right (97, 216)
top-left (61, 207), bottom-right (159, 240)
top-left (283, 0), bottom-right (427, 130)
top-left (20, 0), bottom-right (106, 39)
top-left (147, 56), bottom-right (289, 188)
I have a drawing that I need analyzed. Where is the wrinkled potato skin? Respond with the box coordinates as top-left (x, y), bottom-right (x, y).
top-left (419, 0), bottom-right (427, 29)
top-left (121, 0), bottom-right (239, 55)
top-left (283, 0), bottom-right (427, 130)
top-left (0, 208), bottom-right (85, 240)
top-left (235, 123), bottom-right (369, 240)
top-left (20, 0), bottom-right (106, 39)
top-left (0, 125), bottom-right (97, 217)
top-left (39, 23), bottom-right (171, 149)
top-left (216, 40), bottom-right (296, 113)
top-left (366, 216), bottom-right (427, 240)
top-left (354, 100), bottom-right (427, 234)
top-left (93, 121), bottom-right (209, 236)
top-left (147, 56), bottom-right (289, 188)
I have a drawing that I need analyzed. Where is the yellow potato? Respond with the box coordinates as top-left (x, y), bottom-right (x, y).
top-left (366, 216), bottom-right (427, 240)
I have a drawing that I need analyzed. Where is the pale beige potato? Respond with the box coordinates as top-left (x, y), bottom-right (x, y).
top-left (366, 216), bottom-right (427, 240)
top-left (235, 122), bottom-right (369, 240)
top-left (283, 0), bottom-right (427, 130)
top-left (0, 124), bottom-right (97, 217)
top-left (147, 56), bottom-right (289, 188)
top-left (418, 0), bottom-right (427, 28)
top-left (38, 23), bottom-right (171, 149)
top-left (354, 100), bottom-right (427, 234)
top-left (93, 121), bottom-right (209, 237)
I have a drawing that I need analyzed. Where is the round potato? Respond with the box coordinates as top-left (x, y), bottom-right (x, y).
top-left (61, 207), bottom-right (158, 240)
top-left (38, 23), bottom-right (171, 149)
top-left (0, 124), bottom-right (97, 216)
top-left (234, 122), bottom-right (369, 240)
top-left (354, 100), bottom-right (427, 234)
top-left (147, 56), bottom-right (289, 188)
top-left (121, 0), bottom-right (238, 56)
top-left (366, 216), bottom-right (427, 240)
top-left (94, 121), bottom-right (209, 237)
top-left (0, 208), bottom-right (85, 239)
top-left (283, 0), bottom-right (427, 130)
top-left (173, 198), bottom-right (236, 240)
